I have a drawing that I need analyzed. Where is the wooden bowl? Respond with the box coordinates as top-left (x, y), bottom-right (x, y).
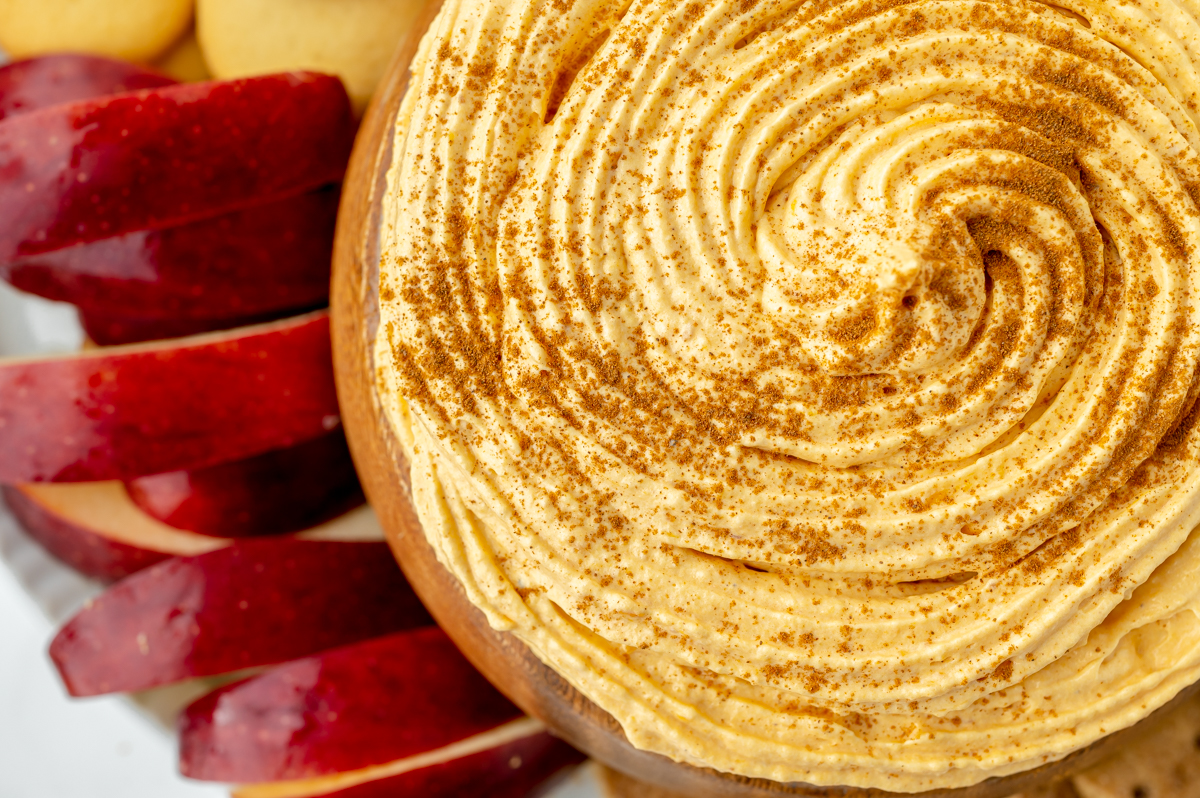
top-left (329, 5), bottom-right (1199, 795)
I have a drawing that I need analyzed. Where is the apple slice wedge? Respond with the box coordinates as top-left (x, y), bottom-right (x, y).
top-left (178, 628), bottom-right (580, 784)
top-left (0, 311), bottom-right (339, 483)
top-left (126, 429), bottom-right (364, 538)
top-left (3, 482), bottom-right (382, 582)
top-left (4, 481), bottom-right (223, 580)
top-left (0, 72), bottom-right (354, 262)
top-left (0, 54), bottom-right (176, 120)
top-left (3, 187), bottom-right (338, 323)
top-left (231, 718), bottom-right (584, 798)
top-left (78, 307), bottom-right (305, 346)
top-left (49, 538), bottom-right (434, 697)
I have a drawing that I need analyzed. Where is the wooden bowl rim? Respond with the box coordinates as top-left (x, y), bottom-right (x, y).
top-left (329, 5), bottom-right (1200, 795)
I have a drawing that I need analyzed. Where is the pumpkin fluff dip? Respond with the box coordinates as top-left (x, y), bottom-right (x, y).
top-left (372, 0), bottom-right (1200, 791)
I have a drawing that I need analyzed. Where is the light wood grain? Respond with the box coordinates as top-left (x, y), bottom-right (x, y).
top-left (328, 4), bottom-right (1199, 795)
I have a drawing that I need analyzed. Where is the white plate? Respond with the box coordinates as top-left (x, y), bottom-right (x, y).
top-left (0, 282), bottom-right (604, 798)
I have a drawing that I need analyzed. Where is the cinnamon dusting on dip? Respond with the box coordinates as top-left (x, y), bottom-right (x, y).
top-left (376, 0), bottom-right (1200, 791)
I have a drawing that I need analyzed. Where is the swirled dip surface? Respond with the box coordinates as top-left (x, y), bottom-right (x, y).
top-left (375, 0), bottom-right (1200, 790)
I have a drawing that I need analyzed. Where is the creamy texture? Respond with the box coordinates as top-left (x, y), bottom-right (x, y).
top-left (374, 0), bottom-right (1200, 790)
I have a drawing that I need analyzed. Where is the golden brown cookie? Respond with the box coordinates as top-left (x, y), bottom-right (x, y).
top-left (1070, 690), bottom-right (1200, 798)
top-left (0, 0), bottom-right (193, 61)
top-left (196, 0), bottom-right (425, 112)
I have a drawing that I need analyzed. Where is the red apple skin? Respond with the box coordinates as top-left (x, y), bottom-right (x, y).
top-left (0, 311), bottom-right (340, 483)
top-left (4, 187), bottom-right (338, 322)
top-left (0, 72), bottom-right (354, 262)
top-left (3, 482), bottom-right (381, 583)
top-left (179, 628), bottom-right (526, 783)
top-left (316, 734), bottom-right (582, 798)
top-left (4, 483), bottom-right (172, 580)
top-left (0, 54), bottom-right (176, 120)
top-left (79, 306), bottom-right (307, 346)
top-left (319, 736), bottom-right (582, 798)
top-left (243, 731), bottom-right (585, 798)
top-left (126, 429), bottom-right (364, 537)
top-left (49, 539), bottom-right (434, 697)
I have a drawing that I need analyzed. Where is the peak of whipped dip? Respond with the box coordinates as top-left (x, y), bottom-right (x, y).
top-left (375, 0), bottom-right (1200, 790)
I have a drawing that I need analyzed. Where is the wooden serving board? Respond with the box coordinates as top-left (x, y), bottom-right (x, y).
top-left (328, 3), bottom-right (1198, 795)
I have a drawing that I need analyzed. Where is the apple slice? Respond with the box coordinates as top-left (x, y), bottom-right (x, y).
top-left (3, 187), bottom-right (338, 322)
top-left (50, 539), bottom-right (434, 697)
top-left (0, 72), bottom-right (354, 262)
top-left (231, 719), bottom-right (583, 798)
top-left (77, 307), bottom-right (300, 346)
top-left (126, 429), bottom-right (364, 538)
top-left (0, 311), bottom-right (339, 483)
top-left (3, 481), bottom-right (219, 580)
top-left (180, 628), bottom-right (544, 782)
top-left (3, 482), bottom-right (382, 583)
top-left (0, 54), bottom-right (176, 120)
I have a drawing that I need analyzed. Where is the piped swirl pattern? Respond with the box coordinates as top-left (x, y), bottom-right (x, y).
top-left (377, 0), bottom-right (1200, 789)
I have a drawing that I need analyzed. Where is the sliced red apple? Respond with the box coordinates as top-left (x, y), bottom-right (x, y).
top-left (0, 54), bottom-right (176, 120)
top-left (50, 538), bottom-right (433, 697)
top-left (126, 429), bottom-right (363, 538)
top-left (0, 311), bottom-right (339, 483)
top-left (3, 187), bottom-right (338, 322)
top-left (3, 482), bottom-right (382, 583)
top-left (231, 719), bottom-right (583, 798)
top-left (179, 628), bottom-right (537, 783)
top-left (78, 307), bottom-right (304, 346)
top-left (0, 72), bottom-right (354, 262)
top-left (4, 481), bottom-right (211, 580)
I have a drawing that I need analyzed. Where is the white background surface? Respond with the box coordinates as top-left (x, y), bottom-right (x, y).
top-left (0, 549), bottom-right (229, 798)
top-left (0, 283), bottom-right (602, 797)
top-left (0, 282), bottom-right (228, 798)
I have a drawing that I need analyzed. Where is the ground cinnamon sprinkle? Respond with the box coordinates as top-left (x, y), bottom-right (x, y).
top-left (377, 0), bottom-right (1200, 789)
